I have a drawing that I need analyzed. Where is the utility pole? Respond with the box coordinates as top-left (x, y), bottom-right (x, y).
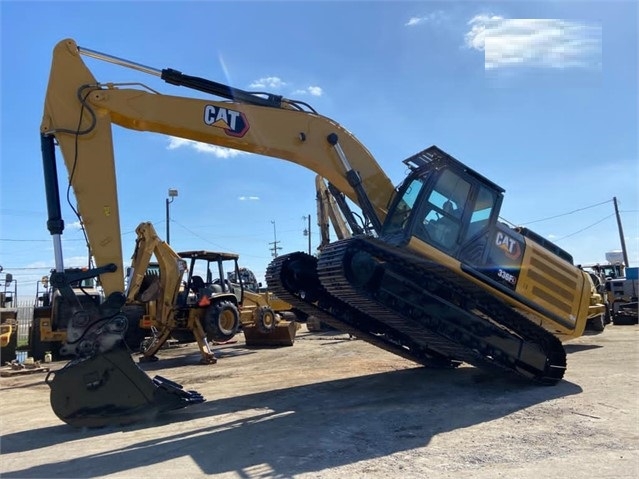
top-left (303, 214), bottom-right (312, 254)
top-left (269, 220), bottom-right (282, 258)
top-left (613, 196), bottom-right (630, 268)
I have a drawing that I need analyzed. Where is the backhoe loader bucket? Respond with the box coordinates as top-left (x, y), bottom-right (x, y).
top-left (242, 320), bottom-right (297, 347)
top-left (46, 346), bottom-right (204, 428)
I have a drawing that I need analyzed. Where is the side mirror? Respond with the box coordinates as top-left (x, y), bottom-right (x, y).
top-left (5, 273), bottom-right (12, 284)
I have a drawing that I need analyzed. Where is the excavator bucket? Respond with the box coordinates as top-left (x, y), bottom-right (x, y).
top-left (46, 346), bottom-right (204, 428)
top-left (242, 321), bottom-right (297, 347)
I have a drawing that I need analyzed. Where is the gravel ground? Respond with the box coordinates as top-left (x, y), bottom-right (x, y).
top-left (0, 324), bottom-right (637, 479)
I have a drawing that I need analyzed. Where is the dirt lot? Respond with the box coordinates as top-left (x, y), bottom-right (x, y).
top-left (1, 324), bottom-right (638, 479)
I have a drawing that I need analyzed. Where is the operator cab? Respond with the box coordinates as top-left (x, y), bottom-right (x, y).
top-left (382, 146), bottom-right (575, 291)
top-left (382, 146), bottom-right (530, 290)
top-left (383, 146), bottom-right (501, 251)
top-left (177, 250), bottom-right (244, 304)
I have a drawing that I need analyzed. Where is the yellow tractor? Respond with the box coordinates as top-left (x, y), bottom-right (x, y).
top-left (0, 272), bottom-right (19, 363)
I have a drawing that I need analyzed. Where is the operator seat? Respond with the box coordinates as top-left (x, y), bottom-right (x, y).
top-left (434, 201), bottom-right (460, 248)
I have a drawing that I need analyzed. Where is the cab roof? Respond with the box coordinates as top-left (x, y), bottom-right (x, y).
top-left (178, 250), bottom-right (239, 262)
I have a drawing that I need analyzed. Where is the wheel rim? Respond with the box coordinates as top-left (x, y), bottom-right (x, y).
top-left (263, 312), bottom-right (275, 328)
top-left (219, 309), bottom-right (237, 334)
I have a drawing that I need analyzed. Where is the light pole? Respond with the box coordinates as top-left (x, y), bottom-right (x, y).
top-left (303, 214), bottom-right (311, 254)
top-left (166, 188), bottom-right (178, 244)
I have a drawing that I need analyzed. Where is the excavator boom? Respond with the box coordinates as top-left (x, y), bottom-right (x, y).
top-left (42, 39), bottom-right (395, 297)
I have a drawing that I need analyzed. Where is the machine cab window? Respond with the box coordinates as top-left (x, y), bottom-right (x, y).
top-left (384, 177), bottom-right (425, 234)
top-left (465, 185), bottom-right (496, 241)
top-left (418, 169), bottom-right (470, 251)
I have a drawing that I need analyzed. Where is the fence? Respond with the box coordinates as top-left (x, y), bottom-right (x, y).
top-left (13, 301), bottom-right (34, 347)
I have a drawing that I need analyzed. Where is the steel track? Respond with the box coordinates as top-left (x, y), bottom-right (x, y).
top-left (267, 237), bottom-right (567, 385)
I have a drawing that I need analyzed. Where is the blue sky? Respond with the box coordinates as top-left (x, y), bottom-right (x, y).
top-left (1, 0), bottom-right (637, 299)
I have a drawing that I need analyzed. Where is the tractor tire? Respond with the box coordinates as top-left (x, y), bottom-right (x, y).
top-left (587, 313), bottom-right (605, 332)
top-left (306, 315), bottom-right (324, 332)
top-left (289, 308), bottom-right (308, 322)
top-left (204, 300), bottom-right (240, 343)
top-left (255, 306), bottom-right (277, 334)
top-left (279, 311), bottom-right (298, 322)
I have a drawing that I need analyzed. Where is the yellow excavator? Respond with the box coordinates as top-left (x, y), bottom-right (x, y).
top-left (40, 38), bottom-right (593, 428)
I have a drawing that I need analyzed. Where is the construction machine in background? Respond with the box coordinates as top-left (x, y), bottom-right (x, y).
top-left (306, 175), bottom-right (357, 332)
top-left (30, 222), bottom-right (298, 365)
top-left (124, 222), bottom-right (297, 364)
top-left (582, 258), bottom-right (638, 325)
top-left (0, 271), bottom-right (19, 363)
top-left (582, 273), bottom-right (607, 332)
top-left (30, 269), bottom-right (104, 361)
top-left (40, 38), bottom-right (595, 427)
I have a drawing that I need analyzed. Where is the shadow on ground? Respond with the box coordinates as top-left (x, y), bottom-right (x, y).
top-left (1, 364), bottom-right (582, 478)
top-left (564, 343), bottom-right (604, 353)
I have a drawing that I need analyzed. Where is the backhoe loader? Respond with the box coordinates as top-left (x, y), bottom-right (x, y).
top-left (124, 222), bottom-right (297, 364)
top-left (40, 38), bottom-right (593, 427)
top-left (30, 268), bottom-right (103, 361)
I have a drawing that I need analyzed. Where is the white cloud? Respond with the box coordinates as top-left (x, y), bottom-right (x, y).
top-left (465, 14), bottom-right (602, 70)
top-left (69, 221), bottom-right (83, 230)
top-left (292, 86), bottom-right (323, 97)
top-left (405, 11), bottom-right (447, 27)
top-left (166, 137), bottom-right (246, 158)
top-left (249, 76), bottom-right (287, 89)
top-left (25, 260), bottom-right (51, 269)
top-left (238, 196), bottom-right (260, 201)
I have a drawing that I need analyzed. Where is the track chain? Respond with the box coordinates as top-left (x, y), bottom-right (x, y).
top-left (267, 236), bottom-right (567, 385)
top-left (266, 253), bottom-right (460, 368)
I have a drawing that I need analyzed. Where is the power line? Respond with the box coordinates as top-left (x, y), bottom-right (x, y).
top-left (520, 199), bottom-right (613, 226)
top-left (0, 267), bottom-right (54, 271)
top-left (0, 238), bottom-right (84, 242)
top-left (171, 219), bottom-right (239, 252)
top-left (554, 214), bottom-right (616, 242)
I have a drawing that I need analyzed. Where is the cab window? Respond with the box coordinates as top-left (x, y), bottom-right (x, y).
top-left (417, 170), bottom-right (470, 250)
top-left (465, 186), bottom-right (496, 240)
top-left (384, 177), bottom-right (424, 234)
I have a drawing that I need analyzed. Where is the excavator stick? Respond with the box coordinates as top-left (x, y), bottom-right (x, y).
top-left (46, 346), bottom-right (204, 428)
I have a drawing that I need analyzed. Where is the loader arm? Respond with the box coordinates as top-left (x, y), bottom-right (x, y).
top-left (126, 222), bottom-right (186, 331)
top-left (41, 39), bottom-right (395, 297)
top-left (124, 222), bottom-right (215, 362)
